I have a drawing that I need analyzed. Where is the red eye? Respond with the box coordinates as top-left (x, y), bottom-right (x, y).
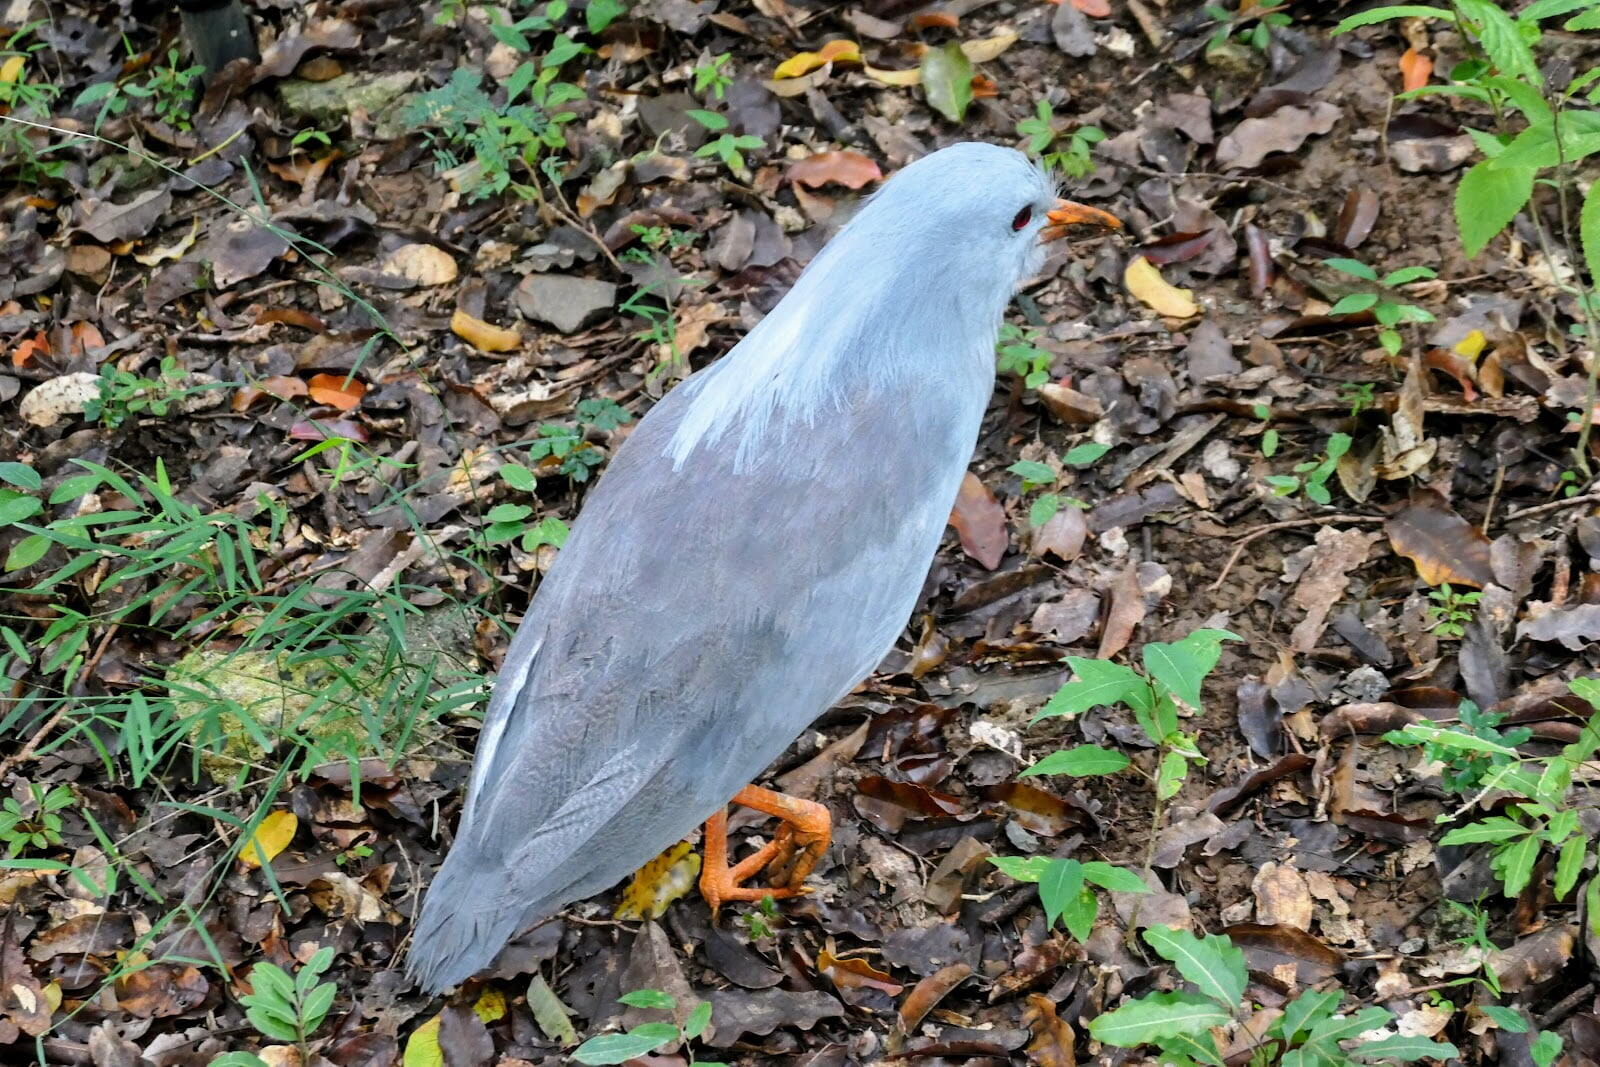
top-left (1011, 206), bottom-right (1033, 231)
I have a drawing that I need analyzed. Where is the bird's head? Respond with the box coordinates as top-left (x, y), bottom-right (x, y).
top-left (843, 141), bottom-right (1121, 302)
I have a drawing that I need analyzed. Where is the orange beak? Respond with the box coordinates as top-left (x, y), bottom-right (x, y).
top-left (1041, 199), bottom-right (1122, 242)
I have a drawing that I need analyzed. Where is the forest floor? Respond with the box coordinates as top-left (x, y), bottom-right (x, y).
top-left (4, 0), bottom-right (1600, 1064)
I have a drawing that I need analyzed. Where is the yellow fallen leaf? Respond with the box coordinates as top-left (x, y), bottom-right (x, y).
top-left (134, 217), bottom-right (200, 267)
top-left (402, 1013), bottom-right (443, 1067)
top-left (614, 840), bottom-right (701, 920)
top-left (763, 66), bottom-right (833, 97)
top-left (0, 56), bottom-right (25, 84)
top-left (773, 39), bottom-right (860, 79)
top-left (961, 31), bottom-right (1018, 63)
top-left (474, 986), bottom-right (507, 1023)
top-left (451, 309), bottom-right (522, 352)
top-left (239, 811), bottom-right (297, 870)
top-left (1452, 328), bottom-right (1486, 361)
top-left (864, 64), bottom-right (922, 86)
top-left (1124, 255), bottom-right (1199, 318)
top-left (383, 243), bottom-right (458, 286)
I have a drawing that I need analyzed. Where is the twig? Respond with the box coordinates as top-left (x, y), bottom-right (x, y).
top-left (1204, 515), bottom-right (1387, 592)
top-left (1502, 490), bottom-right (1600, 524)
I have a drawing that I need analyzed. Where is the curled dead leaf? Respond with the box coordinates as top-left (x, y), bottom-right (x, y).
top-left (240, 810), bottom-right (298, 869)
top-left (1124, 255), bottom-right (1199, 318)
top-left (773, 39), bottom-right (860, 79)
top-left (451, 309), bottom-right (522, 352)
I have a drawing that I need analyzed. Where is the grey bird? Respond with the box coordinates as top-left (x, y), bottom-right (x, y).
top-left (406, 141), bottom-right (1119, 993)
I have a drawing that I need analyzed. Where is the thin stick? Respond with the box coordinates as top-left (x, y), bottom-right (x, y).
top-left (1502, 490), bottom-right (1600, 524)
top-left (1204, 515), bottom-right (1386, 592)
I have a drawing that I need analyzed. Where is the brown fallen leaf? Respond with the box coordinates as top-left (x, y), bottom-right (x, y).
top-left (1124, 255), bottom-right (1199, 318)
top-left (1400, 46), bottom-right (1432, 92)
top-left (1486, 924), bottom-right (1576, 994)
top-left (0, 911), bottom-right (48, 1037)
top-left (451, 309), bottom-right (522, 352)
top-left (1022, 993), bottom-right (1076, 1066)
top-left (981, 782), bottom-right (1090, 836)
top-left (854, 776), bottom-right (963, 832)
top-left (1252, 862), bottom-right (1313, 930)
top-left (115, 964), bottom-right (208, 1018)
top-left (1215, 102), bottom-right (1341, 169)
top-left (382, 243), bottom-right (458, 286)
top-left (817, 944), bottom-right (902, 995)
top-left (1289, 527), bottom-right (1380, 652)
top-left (949, 472), bottom-right (1008, 569)
top-left (306, 373), bottom-right (366, 413)
top-left (1219, 922), bottom-right (1344, 984)
top-left (893, 962), bottom-right (972, 1046)
top-left (788, 151), bottom-right (883, 190)
top-left (1386, 488), bottom-right (1494, 588)
top-left (1096, 561), bottom-right (1145, 660)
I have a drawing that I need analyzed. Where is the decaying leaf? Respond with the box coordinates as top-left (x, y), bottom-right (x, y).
top-left (788, 151), bottom-right (883, 190)
top-left (382, 243), bottom-right (459, 285)
top-left (1022, 993), bottom-right (1076, 1066)
top-left (1289, 527), bottom-right (1380, 652)
top-left (1385, 489), bottom-right (1494, 588)
top-left (19, 373), bottom-right (100, 428)
top-left (773, 39), bottom-right (860, 79)
top-left (1124, 255), bottom-right (1199, 318)
top-left (306, 373), bottom-right (367, 412)
top-left (949, 472), bottom-right (1007, 569)
top-left (239, 810), bottom-right (298, 869)
top-left (451, 310), bottom-right (522, 352)
top-left (615, 840), bottom-right (701, 920)
top-left (817, 945), bottom-right (902, 995)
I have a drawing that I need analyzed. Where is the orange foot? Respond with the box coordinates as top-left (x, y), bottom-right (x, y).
top-left (699, 784), bottom-right (831, 915)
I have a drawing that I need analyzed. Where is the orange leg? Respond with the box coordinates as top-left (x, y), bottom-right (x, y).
top-left (699, 784), bottom-right (831, 915)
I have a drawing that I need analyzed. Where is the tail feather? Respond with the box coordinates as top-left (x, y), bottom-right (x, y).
top-left (405, 844), bottom-right (531, 994)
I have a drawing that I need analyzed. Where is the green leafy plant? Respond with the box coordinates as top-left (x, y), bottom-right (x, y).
top-left (1253, 403), bottom-right (1279, 457)
top-left (1016, 101), bottom-right (1104, 178)
top-left (73, 48), bottom-right (204, 131)
top-left (1264, 432), bottom-right (1351, 504)
top-left (996, 322), bottom-right (1052, 389)
top-left (990, 630), bottom-right (1240, 940)
top-left (1009, 444), bottom-right (1104, 526)
top-left (1387, 678), bottom-right (1600, 898)
top-left (84, 355), bottom-right (191, 429)
top-left (621, 225), bottom-right (703, 373)
top-left (573, 989), bottom-right (723, 1065)
top-left (1205, 2), bottom-right (1291, 53)
top-left (688, 109), bottom-right (764, 176)
top-left (0, 25), bottom-right (66, 185)
top-left (1481, 1006), bottom-right (1565, 1067)
top-left (1090, 926), bottom-right (1457, 1066)
top-left (1324, 258), bottom-right (1437, 357)
top-left (402, 61), bottom-right (583, 201)
top-left (0, 782), bottom-right (72, 857)
top-left (1340, 381), bottom-right (1377, 418)
top-left (1386, 700), bottom-right (1529, 794)
top-left (693, 53), bottom-right (733, 99)
top-left (1425, 583), bottom-right (1483, 639)
top-left (1334, 1), bottom-right (1600, 470)
top-left (237, 947), bottom-right (337, 1053)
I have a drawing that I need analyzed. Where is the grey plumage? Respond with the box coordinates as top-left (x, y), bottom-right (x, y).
top-left (407, 143), bottom-right (1066, 993)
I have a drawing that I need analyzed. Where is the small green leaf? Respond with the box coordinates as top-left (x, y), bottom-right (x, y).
top-left (5, 534), bottom-right (49, 572)
top-left (1059, 885), bottom-right (1098, 941)
top-left (1022, 746), bottom-right (1130, 777)
top-left (1349, 1034), bottom-right (1461, 1062)
top-left (1038, 659), bottom-right (1149, 719)
top-left (1143, 628), bottom-right (1241, 711)
top-left (1029, 493), bottom-right (1063, 528)
top-left (1531, 1030), bottom-right (1564, 1067)
top-left (1063, 442), bottom-right (1110, 467)
top-left (1555, 835), bottom-right (1586, 900)
top-left (618, 990), bottom-right (676, 1010)
top-left (684, 1000), bottom-right (712, 1039)
top-left (501, 463), bottom-right (537, 491)
top-left (1330, 4), bottom-right (1452, 33)
top-left (1493, 833), bottom-right (1542, 897)
top-left (1324, 257), bottom-right (1379, 281)
top-left (572, 1025), bottom-right (679, 1065)
top-left (920, 42), bottom-right (974, 123)
top-left (1329, 292), bottom-right (1379, 315)
top-left (1009, 460), bottom-right (1055, 485)
top-left (1088, 991), bottom-right (1231, 1047)
top-left (527, 973), bottom-right (580, 1045)
top-left (989, 855), bottom-right (1051, 883)
top-left (1039, 858), bottom-right (1084, 928)
top-left (1142, 926), bottom-right (1247, 1009)
top-left (1280, 989), bottom-right (1343, 1043)
top-left (686, 109), bottom-right (728, 131)
top-left (0, 463), bottom-right (40, 491)
top-left (1582, 180), bottom-right (1600, 292)
top-left (1081, 862), bottom-right (1149, 893)
top-left (1439, 817), bottom-right (1532, 845)
top-left (1480, 1006), bottom-right (1528, 1033)
top-left (1457, 159), bottom-right (1536, 257)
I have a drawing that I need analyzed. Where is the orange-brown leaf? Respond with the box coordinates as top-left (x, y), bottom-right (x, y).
top-left (818, 947), bottom-right (903, 994)
top-left (1385, 488), bottom-right (1494, 588)
top-left (306, 373), bottom-right (366, 412)
top-left (949, 471), bottom-right (1007, 570)
top-left (773, 39), bottom-right (861, 78)
top-left (451, 309), bottom-right (522, 352)
top-left (788, 151), bottom-right (883, 190)
top-left (10, 331), bottom-right (47, 368)
top-left (1399, 47), bottom-right (1432, 92)
top-left (1072, 0), bottom-right (1111, 14)
top-left (910, 11), bottom-right (959, 29)
top-left (1022, 993), bottom-right (1076, 1066)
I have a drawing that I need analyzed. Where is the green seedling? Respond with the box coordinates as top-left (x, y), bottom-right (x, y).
top-left (1340, 381), bottom-right (1377, 418)
top-left (996, 322), bottom-right (1052, 389)
top-left (1016, 100), bottom-right (1104, 178)
top-left (1325, 258), bottom-right (1437, 357)
top-left (1009, 445), bottom-right (1104, 527)
top-left (688, 109), bottom-right (764, 176)
top-left (85, 356), bottom-right (191, 429)
top-left (1264, 432), bottom-right (1351, 505)
top-left (1253, 402), bottom-right (1278, 457)
top-left (0, 783), bottom-right (72, 856)
top-left (1426, 583), bottom-right (1483, 639)
top-left (693, 53), bottom-right (733, 99)
top-left (573, 989), bottom-right (724, 1066)
top-left (1386, 699), bottom-right (1528, 794)
top-left (237, 947), bottom-right (338, 1052)
top-left (1205, 2), bottom-right (1291, 53)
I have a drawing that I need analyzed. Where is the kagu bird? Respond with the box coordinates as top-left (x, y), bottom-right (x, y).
top-left (407, 142), bottom-right (1119, 993)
